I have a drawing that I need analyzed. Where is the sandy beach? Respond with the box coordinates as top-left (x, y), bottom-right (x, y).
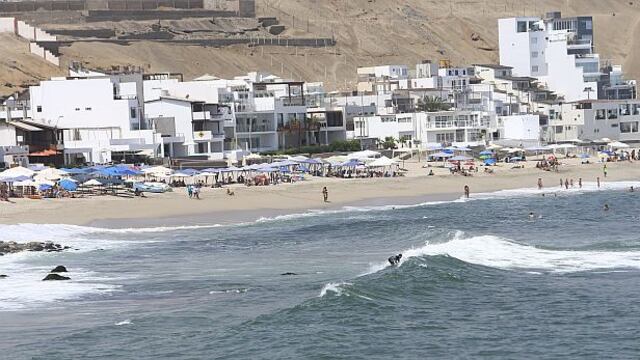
top-left (1, 158), bottom-right (638, 227)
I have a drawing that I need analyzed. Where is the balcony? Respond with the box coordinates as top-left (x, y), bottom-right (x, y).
top-left (0, 145), bottom-right (29, 156)
top-left (192, 111), bottom-right (211, 121)
top-left (193, 131), bottom-right (224, 142)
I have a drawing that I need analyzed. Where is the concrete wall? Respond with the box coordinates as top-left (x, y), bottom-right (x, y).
top-left (0, 17), bottom-right (15, 33)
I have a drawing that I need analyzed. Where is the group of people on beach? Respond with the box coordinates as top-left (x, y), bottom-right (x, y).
top-left (186, 184), bottom-right (202, 199)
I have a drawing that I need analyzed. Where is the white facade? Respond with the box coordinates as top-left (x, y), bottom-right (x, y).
top-left (29, 77), bottom-right (156, 164)
top-left (499, 17), bottom-right (598, 102)
top-left (501, 114), bottom-right (540, 141)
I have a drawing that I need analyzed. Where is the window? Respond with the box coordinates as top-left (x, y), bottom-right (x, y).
top-left (531, 51), bottom-right (538, 58)
top-left (607, 109), bottom-right (618, 119)
top-left (36, 106), bottom-right (42, 112)
top-left (130, 107), bottom-right (137, 119)
top-left (555, 126), bottom-right (563, 134)
top-left (73, 129), bottom-right (81, 141)
top-left (611, 123), bottom-right (619, 128)
top-left (584, 20), bottom-right (593, 30)
top-left (595, 109), bottom-right (606, 120)
top-left (75, 108), bottom-right (80, 111)
top-left (517, 21), bottom-right (527, 33)
top-left (85, 107), bottom-right (92, 111)
top-left (531, 65), bottom-right (539, 73)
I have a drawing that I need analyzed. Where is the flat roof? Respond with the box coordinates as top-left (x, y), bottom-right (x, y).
top-left (473, 64), bottom-right (513, 70)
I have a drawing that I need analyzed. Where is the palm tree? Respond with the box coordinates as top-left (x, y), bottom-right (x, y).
top-left (382, 136), bottom-right (397, 149)
top-left (416, 95), bottom-right (450, 112)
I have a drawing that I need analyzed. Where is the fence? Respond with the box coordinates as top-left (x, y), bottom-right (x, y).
top-left (0, 17), bottom-right (60, 66)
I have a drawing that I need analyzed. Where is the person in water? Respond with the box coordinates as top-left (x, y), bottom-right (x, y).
top-left (388, 254), bottom-right (402, 266)
top-left (604, 203), bottom-right (610, 211)
top-left (464, 185), bottom-right (470, 198)
top-left (537, 178), bottom-right (543, 190)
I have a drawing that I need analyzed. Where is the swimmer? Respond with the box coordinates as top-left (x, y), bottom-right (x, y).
top-left (603, 204), bottom-right (610, 211)
top-left (528, 212), bottom-right (535, 219)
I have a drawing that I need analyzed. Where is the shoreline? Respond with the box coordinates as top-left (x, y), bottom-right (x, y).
top-left (0, 158), bottom-right (639, 228)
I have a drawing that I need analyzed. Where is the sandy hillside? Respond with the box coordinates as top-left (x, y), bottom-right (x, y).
top-left (0, 34), bottom-right (65, 96)
top-left (2, 0), bottom-right (640, 95)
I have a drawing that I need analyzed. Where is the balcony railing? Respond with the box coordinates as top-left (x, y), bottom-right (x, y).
top-left (193, 131), bottom-right (225, 141)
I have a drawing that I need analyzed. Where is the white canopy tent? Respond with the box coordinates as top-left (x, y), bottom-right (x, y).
top-left (0, 166), bottom-right (35, 179)
top-left (368, 156), bottom-right (398, 167)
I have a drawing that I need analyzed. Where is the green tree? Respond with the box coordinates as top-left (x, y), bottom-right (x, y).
top-left (416, 95), bottom-right (450, 112)
top-left (382, 136), bottom-right (397, 149)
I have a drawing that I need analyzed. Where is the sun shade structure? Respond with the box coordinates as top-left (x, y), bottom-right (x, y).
top-left (0, 166), bottom-right (35, 179)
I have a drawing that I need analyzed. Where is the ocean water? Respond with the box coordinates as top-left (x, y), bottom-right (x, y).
top-left (1, 181), bottom-right (640, 359)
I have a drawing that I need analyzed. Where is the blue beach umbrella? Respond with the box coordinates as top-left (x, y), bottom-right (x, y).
top-left (59, 178), bottom-right (78, 191)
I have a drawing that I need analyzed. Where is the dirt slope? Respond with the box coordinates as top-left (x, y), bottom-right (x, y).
top-left (3, 0), bottom-right (640, 96)
top-left (0, 34), bottom-right (65, 96)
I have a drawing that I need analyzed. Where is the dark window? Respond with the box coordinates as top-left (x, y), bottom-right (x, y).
top-left (36, 106), bottom-right (42, 112)
top-left (517, 21), bottom-right (527, 33)
top-left (130, 107), bottom-right (137, 119)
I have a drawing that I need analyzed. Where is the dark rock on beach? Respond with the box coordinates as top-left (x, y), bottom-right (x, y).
top-left (0, 241), bottom-right (68, 256)
top-left (43, 274), bottom-right (71, 281)
top-left (50, 266), bottom-right (68, 273)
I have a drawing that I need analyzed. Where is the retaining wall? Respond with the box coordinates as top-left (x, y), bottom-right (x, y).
top-left (0, 17), bottom-right (15, 32)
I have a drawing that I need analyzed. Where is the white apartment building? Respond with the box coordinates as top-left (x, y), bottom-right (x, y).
top-left (354, 110), bottom-right (497, 148)
top-left (499, 15), bottom-right (599, 102)
top-left (357, 65), bottom-right (409, 93)
top-left (552, 100), bottom-right (640, 143)
top-left (28, 76), bottom-right (158, 164)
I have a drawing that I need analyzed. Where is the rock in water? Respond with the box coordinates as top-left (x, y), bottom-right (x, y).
top-left (43, 274), bottom-right (70, 281)
top-left (0, 275), bottom-right (7, 279)
top-left (50, 266), bottom-right (68, 273)
top-left (280, 272), bottom-right (298, 276)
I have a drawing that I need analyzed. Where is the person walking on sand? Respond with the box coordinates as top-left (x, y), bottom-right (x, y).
top-left (564, 179), bottom-right (569, 190)
top-left (560, 178), bottom-right (563, 188)
top-left (579, 178), bottom-right (582, 188)
top-left (597, 176), bottom-right (601, 188)
top-left (603, 164), bottom-right (608, 178)
top-left (538, 178), bottom-right (543, 190)
top-left (187, 185), bottom-right (193, 199)
top-left (322, 186), bottom-right (329, 202)
top-left (464, 185), bottom-right (470, 198)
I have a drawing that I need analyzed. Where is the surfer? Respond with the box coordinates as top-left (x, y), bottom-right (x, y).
top-left (388, 254), bottom-right (402, 266)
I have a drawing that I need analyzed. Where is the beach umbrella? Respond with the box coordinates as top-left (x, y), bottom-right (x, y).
top-left (341, 159), bottom-right (364, 167)
top-left (608, 141), bottom-right (629, 149)
top-left (0, 166), bottom-right (35, 178)
top-left (479, 150), bottom-right (493, 156)
top-left (430, 152), bottom-right (454, 159)
top-left (484, 158), bottom-right (497, 166)
top-left (449, 155), bottom-right (472, 162)
top-left (179, 169), bottom-right (200, 176)
top-left (59, 178), bottom-right (78, 191)
top-left (171, 172), bottom-right (192, 178)
top-left (60, 167), bottom-right (90, 175)
top-left (369, 156), bottom-right (398, 167)
top-left (141, 166), bottom-right (173, 176)
top-left (297, 165), bottom-right (310, 172)
top-left (349, 150), bottom-right (381, 160)
top-left (83, 179), bottom-right (103, 186)
top-left (0, 175), bottom-right (31, 183)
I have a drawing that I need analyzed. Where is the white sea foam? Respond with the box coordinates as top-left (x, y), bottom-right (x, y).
top-left (371, 233), bottom-right (640, 274)
top-left (209, 288), bottom-right (249, 295)
top-left (319, 282), bottom-right (351, 297)
top-left (0, 258), bottom-right (120, 311)
top-left (115, 319), bottom-right (132, 326)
